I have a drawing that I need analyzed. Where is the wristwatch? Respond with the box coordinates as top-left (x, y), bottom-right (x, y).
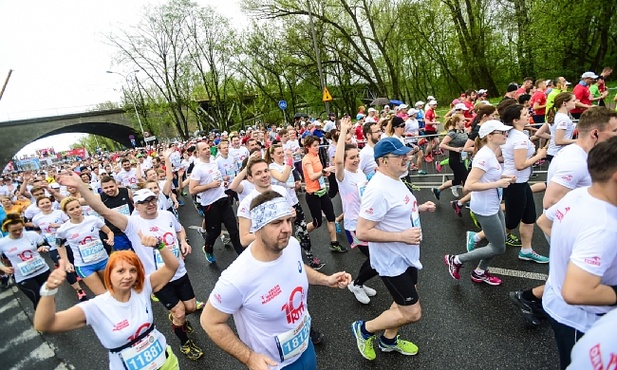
top-left (39, 283), bottom-right (59, 297)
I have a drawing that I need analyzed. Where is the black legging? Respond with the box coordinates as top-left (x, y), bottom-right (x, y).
top-left (354, 245), bottom-right (378, 286)
top-left (17, 270), bottom-right (50, 308)
top-left (200, 197), bottom-right (243, 255)
top-left (305, 192), bottom-right (335, 230)
top-left (293, 203), bottom-right (313, 254)
top-left (449, 152), bottom-right (468, 186)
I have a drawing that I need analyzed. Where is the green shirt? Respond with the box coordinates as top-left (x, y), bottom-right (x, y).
top-left (589, 84), bottom-right (601, 105)
top-left (545, 88), bottom-right (566, 117)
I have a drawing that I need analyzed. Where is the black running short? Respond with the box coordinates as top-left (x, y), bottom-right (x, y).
top-left (153, 273), bottom-right (196, 310)
top-left (380, 266), bottom-right (419, 306)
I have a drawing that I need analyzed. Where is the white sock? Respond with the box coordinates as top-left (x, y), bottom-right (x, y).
top-left (473, 234), bottom-right (481, 242)
top-left (474, 268), bottom-right (485, 275)
top-left (454, 255), bottom-right (462, 265)
top-left (521, 247), bottom-right (533, 254)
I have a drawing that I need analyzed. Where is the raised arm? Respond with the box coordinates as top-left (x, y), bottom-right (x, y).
top-left (58, 172), bottom-right (128, 231)
top-left (335, 117), bottom-right (352, 182)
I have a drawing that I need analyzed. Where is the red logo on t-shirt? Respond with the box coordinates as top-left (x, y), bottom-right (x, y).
top-left (364, 208), bottom-right (373, 215)
top-left (478, 160), bottom-right (486, 167)
top-left (149, 226), bottom-right (159, 232)
top-left (404, 195), bottom-right (410, 204)
top-left (214, 293), bottom-right (222, 304)
top-left (112, 319), bottom-right (129, 332)
top-left (281, 286), bottom-right (305, 324)
top-left (583, 256), bottom-right (601, 266)
top-left (561, 175), bottom-right (573, 182)
top-left (261, 284), bottom-right (282, 305)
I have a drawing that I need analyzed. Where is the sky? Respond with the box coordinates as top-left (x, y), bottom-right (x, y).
top-left (0, 0), bottom-right (243, 156)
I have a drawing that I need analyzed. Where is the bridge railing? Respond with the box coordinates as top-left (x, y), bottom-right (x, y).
top-left (0, 104), bottom-right (111, 122)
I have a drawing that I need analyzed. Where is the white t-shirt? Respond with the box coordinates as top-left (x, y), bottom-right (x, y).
top-left (546, 143), bottom-right (590, 191)
top-left (547, 113), bottom-right (575, 156)
top-left (79, 276), bottom-right (168, 370)
top-left (209, 238), bottom-right (310, 369)
top-left (405, 118), bottom-right (420, 138)
top-left (237, 185), bottom-right (293, 220)
top-left (282, 140), bottom-right (302, 163)
top-left (0, 231), bottom-right (48, 283)
top-left (359, 145), bottom-right (377, 177)
top-left (24, 201), bottom-right (60, 220)
top-left (269, 162), bottom-right (299, 205)
top-left (469, 146), bottom-right (503, 216)
top-left (501, 129), bottom-right (534, 183)
top-left (237, 180), bottom-right (256, 204)
top-left (116, 168), bottom-right (139, 189)
top-left (543, 188), bottom-right (617, 332)
top-left (32, 210), bottom-right (69, 250)
top-left (190, 160), bottom-right (226, 206)
top-left (56, 216), bottom-right (108, 267)
top-left (568, 308), bottom-right (617, 370)
top-left (123, 210), bottom-right (187, 282)
top-left (229, 146), bottom-right (250, 170)
top-left (359, 171), bottom-right (422, 276)
top-left (336, 169), bottom-right (368, 231)
top-left (216, 155), bottom-right (238, 187)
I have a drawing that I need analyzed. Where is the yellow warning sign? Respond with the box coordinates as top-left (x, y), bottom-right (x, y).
top-left (322, 87), bottom-right (333, 102)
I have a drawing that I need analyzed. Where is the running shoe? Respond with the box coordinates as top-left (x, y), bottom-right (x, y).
top-left (469, 211), bottom-right (481, 229)
top-left (180, 340), bottom-right (203, 360)
top-left (464, 201), bottom-right (470, 209)
top-left (433, 149), bottom-right (444, 156)
top-left (177, 200), bottom-right (184, 206)
top-left (195, 300), bottom-right (205, 310)
top-left (181, 191), bottom-right (188, 196)
top-left (444, 254), bottom-right (462, 280)
top-left (378, 335), bottom-right (419, 355)
top-left (424, 154), bottom-right (433, 163)
top-left (466, 231), bottom-right (477, 252)
top-left (362, 284), bottom-right (377, 297)
top-left (506, 233), bottom-right (522, 247)
top-left (220, 232), bottom-right (231, 245)
top-left (329, 242), bottom-right (348, 253)
top-left (202, 246), bottom-right (216, 264)
top-left (151, 294), bottom-right (159, 302)
top-left (308, 257), bottom-right (325, 270)
top-left (518, 250), bottom-right (549, 264)
top-left (450, 201), bottom-right (462, 217)
top-left (410, 164), bottom-right (419, 171)
top-left (435, 162), bottom-right (443, 172)
top-left (432, 188), bottom-right (441, 200)
top-left (470, 270), bottom-right (502, 286)
top-left (508, 291), bottom-right (541, 327)
top-left (351, 321), bottom-right (376, 360)
top-left (0, 274), bottom-right (10, 290)
top-left (335, 221), bottom-right (342, 234)
top-left (418, 170), bottom-right (427, 175)
top-left (310, 329), bottom-right (325, 345)
top-left (348, 283), bottom-right (370, 304)
top-left (451, 186), bottom-right (459, 197)
top-left (77, 289), bottom-right (89, 302)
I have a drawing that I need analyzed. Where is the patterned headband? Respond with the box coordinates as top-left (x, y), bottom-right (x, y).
top-left (250, 197), bottom-right (293, 233)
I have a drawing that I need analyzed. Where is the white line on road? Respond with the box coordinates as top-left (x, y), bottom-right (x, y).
top-left (490, 267), bottom-right (548, 281)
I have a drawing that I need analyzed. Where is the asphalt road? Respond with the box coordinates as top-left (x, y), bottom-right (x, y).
top-left (7, 185), bottom-right (559, 370)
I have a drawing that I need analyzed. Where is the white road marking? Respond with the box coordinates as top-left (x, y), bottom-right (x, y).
top-left (490, 267), bottom-right (548, 281)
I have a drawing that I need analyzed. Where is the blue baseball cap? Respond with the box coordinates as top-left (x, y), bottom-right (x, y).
top-left (374, 137), bottom-right (412, 160)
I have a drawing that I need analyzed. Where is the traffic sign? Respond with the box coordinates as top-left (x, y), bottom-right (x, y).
top-left (322, 87), bottom-right (332, 102)
top-left (278, 100), bottom-right (287, 110)
top-left (144, 136), bottom-right (157, 143)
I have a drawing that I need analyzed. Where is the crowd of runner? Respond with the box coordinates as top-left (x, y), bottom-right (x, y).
top-left (1, 69), bottom-right (616, 370)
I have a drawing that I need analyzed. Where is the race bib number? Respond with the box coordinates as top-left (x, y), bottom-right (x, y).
top-left (318, 176), bottom-right (326, 189)
top-left (275, 314), bottom-right (311, 362)
top-left (78, 240), bottom-right (107, 264)
top-left (113, 204), bottom-right (131, 216)
top-left (17, 255), bottom-right (46, 276)
top-left (119, 331), bottom-right (166, 370)
top-left (44, 234), bottom-right (57, 248)
top-left (153, 245), bottom-right (180, 270)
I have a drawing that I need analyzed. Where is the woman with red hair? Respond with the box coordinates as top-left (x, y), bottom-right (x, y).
top-left (33, 233), bottom-right (180, 370)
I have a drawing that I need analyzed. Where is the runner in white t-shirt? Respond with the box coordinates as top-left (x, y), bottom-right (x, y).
top-left (0, 215), bottom-right (50, 308)
top-left (536, 138), bottom-right (617, 369)
top-left (335, 118), bottom-right (378, 305)
top-left (190, 142), bottom-right (244, 262)
top-left (33, 248), bottom-right (182, 370)
top-left (499, 104), bottom-right (548, 263)
top-left (56, 197), bottom-right (113, 296)
top-left (509, 106), bottom-right (617, 329)
top-left (56, 173), bottom-right (206, 361)
top-left (358, 120), bottom-right (382, 178)
top-left (445, 120), bottom-right (515, 287)
top-left (32, 197), bottom-right (88, 302)
top-left (567, 308), bottom-right (617, 370)
top-left (352, 137), bottom-right (435, 361)
top-left (201, 191), bottom-right (351, 370)
top-left (545, 92), bottom-right (577, 161)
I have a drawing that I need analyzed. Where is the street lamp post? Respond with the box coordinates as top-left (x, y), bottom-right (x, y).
top-left (106, 70), bottom-right (146, 145)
